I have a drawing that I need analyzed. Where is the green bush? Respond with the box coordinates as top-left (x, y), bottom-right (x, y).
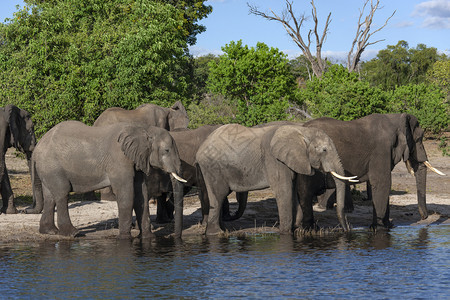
top-left (388, 83), bottom-right (449, 134)
top-left (299, 65), bottom-right (389, 120)
top-left (207, 40), bottom-right (297, 126)
top-left (187, 94), bottom-right (236, 129)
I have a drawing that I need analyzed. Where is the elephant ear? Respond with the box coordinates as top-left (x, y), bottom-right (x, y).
top-left (5, 104), bottom-right (22, 150)
top-left (170, 101), bottom-right (187, 115)
top-left (395, 113), bottom-right (415, 162)
top-left (269, 126), bottom-right (312, 175)
top-left (393, 132), bottom-right (409, 164)
top-left (168, 101), bottom-right (189, 130)
top-left (118, 126), bottom-right (153, 175)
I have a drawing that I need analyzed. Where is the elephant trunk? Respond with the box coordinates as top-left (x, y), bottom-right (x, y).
top-left (333, 177), bottom-right (348, 231)
top-left (25, 159), bottom-right (43, 214)
top-left (171, 176), bottom-right (184, 238)
top-left (328, 160), bottom-right (349, 231)
top-left (415, 162), bottom-right (428, 220)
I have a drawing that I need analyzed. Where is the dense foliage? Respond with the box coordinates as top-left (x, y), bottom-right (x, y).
top-left (297, 64), bottom-right (448, 133)
top-left (0, 0), bottom-right (447, 139)
top-left (361, 41), bottom-right (445, 90)
top-left (207, 40), bottom-right (297, 126)
top-left (298, 65), bottom-right (389, 120)
top-left (0, 0), bottom-right (211, 136)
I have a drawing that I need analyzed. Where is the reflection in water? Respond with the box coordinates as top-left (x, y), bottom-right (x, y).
top-left (0, 225), bottom-right (449, 298)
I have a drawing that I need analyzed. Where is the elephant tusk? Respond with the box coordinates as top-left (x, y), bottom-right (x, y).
top-left (424, 161), bottom-right (446, 176)
top-left (405, 160), bottom-right (415, 176)
top-left (330, 171), bottom-right (358, 182)
top-left (171, 172), bottom-right (187, 183)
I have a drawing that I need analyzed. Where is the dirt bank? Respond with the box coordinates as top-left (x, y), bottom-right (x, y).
top-left (0, 139), bottom-right (449, 243)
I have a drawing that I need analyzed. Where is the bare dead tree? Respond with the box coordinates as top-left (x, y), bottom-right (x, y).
top-left (347, 0), bottom-right (395, 72)
top-left (249, 0), bottom-right (395, 77)
top-left (248, 0), bottom-right (330, 78)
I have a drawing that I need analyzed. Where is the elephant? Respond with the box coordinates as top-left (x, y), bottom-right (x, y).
top-left (196, 124), bottom-right (357, 235)
top-left (0, 104), bottom-right (36, 214)
top-left (26, 120), bottom-right (185, 239)
top-left (153, 125), bottom-right (248, 229)
top-left (302, 113), bottom-right (445, 230)
top-left (90, 101), bottom-right (189, 202)
top-left (93, 101), bottom-right (189, 131)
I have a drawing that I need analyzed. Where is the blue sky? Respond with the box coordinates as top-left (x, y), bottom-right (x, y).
top-left (2, 0), bottom-right (449, 62)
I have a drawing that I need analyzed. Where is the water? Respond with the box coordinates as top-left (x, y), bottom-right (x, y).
top-left (1, 225), bottom-right (449, 299)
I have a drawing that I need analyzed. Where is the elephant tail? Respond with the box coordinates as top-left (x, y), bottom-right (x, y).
top-left (24, 158), bottom-right (43, 214)
top-left (223, 192), bottom-right (248, 221)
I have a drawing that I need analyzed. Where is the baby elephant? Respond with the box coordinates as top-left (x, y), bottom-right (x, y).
top-left (28, 121), bottom-right (184, 239)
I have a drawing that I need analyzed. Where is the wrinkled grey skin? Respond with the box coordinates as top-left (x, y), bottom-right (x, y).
top-left (196, 124), bottom-right (349, 235)
top-left (154, 125), bottom-right (248, 234)
top-left (303, 113), bottom-right (431, 229)
top-left (94, 101), bottom-right (189, 130)
top-left (91, 101), bottom-right (189, 202)
top-left (27, 121), bottom-right (182, 239)
top-left (0, 105), bottom-right (36, 214)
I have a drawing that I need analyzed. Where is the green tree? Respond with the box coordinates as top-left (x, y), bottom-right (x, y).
top-left (361, 40), bottom-right (443, 90)
top-left (163, 0), bottom-right (212, 46)
top-left (427, 59), bottom-right (450, 98)
top-left (299, 64), bottom-right (389, 120)
top-left (207, 40), bottom-right (297, 126)
top-left (388, 83), bottom-right (449, 134)
top-left (0, 0), bottom-right (211, 137)
top-left (191, 54), bottom-right (219, 102)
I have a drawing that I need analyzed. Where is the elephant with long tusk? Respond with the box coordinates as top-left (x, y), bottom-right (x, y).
top-left (406, 160), bottom-right (445, 176)
top-left (303, 113), bottom-right (446, 230)
top-left (26, 121), bottom-right (186, 239)
top-left (196, 124), bottom-right (355, 235)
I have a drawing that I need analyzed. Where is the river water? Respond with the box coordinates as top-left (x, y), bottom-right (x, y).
top-left (1, 225), bottom-right (449, 299)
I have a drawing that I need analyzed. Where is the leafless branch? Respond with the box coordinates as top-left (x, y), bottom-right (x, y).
top-left (347, 0), bottom-right (395, 72)
top-left (248, 0), bottom-right (331, 77)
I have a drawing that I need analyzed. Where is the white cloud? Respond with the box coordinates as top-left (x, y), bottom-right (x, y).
top-left (393, 21), bottom-right (415, 28)
top-left (413, 0), bottom-right (450, 29)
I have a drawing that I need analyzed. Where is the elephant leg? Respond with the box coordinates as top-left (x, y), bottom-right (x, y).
top-left (55, 193), bottom-right (79, 237)
top-left (1, 169), bottom-right (17, 214)
top-left (156, 193), bottom-right (172, 224)
top-left (197, 171), bottom-right (210, 226)
top-left (198, 187), bottom-right (209, 226)
top-left (344, 185), bottom-right (354, 213)
top-left (369, 175), bottom-right (393, 230)
top-left (273, 184), bottom-right (294, 234)
top-left (296, 174), bottom-right (315, 230)
top-left (167, 191), bottom-right (176, 220)
top-left (366, 181), bottom-right (372, 201)
top-left (204, 177), bottom-right (229, 236)
top-left (221, 197), bottom-right (232, 221)
top-left (112, 181), bottom-right (134, 239)
top-left (316, 189), bottom-right (335, 210)
top-left (268, 167), bottom-right (295, 234)
top-left (134, 172), bottom-right (153, 239)
top-left (39, 185), bottom-right (59, 235)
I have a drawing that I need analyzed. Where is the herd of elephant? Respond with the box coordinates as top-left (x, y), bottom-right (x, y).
top-left (0, 102), bottom-right (445, 239)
